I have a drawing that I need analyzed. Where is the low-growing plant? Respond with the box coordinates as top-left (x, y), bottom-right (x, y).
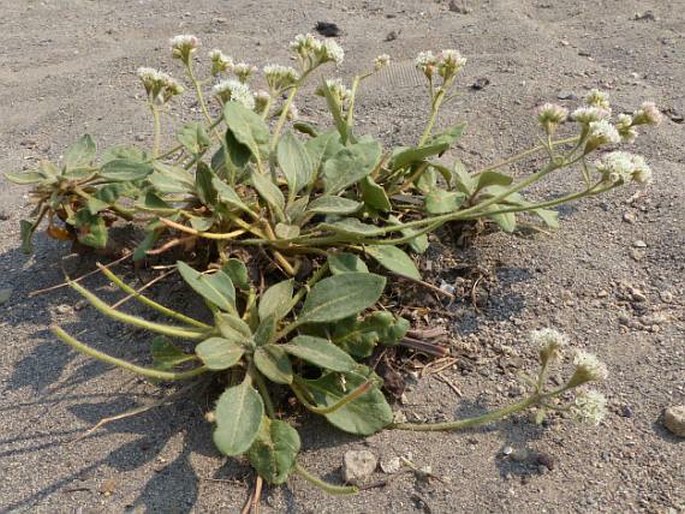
top-left (5, 33), bottom-right (662, 498)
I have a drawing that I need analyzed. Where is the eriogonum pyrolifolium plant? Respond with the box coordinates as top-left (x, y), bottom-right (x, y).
top-left (5, 33), bottom-right (660, 493)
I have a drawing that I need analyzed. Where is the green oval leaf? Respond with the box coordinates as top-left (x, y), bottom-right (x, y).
top-left (298, 273), bottom-right (385, 324)
top-left (215, 312), bottom-right (254, 345)
top-left (328, 253), bottom-right (369, 275)
top-left (150, 337), bottom-right (191, 371)
top-left (100, 158), bottom-right (153, 181)
top-left (282, 335), bottom-right (356, 372)
top-left (4, 171), bottom-right (44, 185)
top-left (258, 279), bottom-right (294, 322)
top-left (365, 245), bottom-right (421, 280)
top-left (301, 368), bottom-right (393, 435)
top-left (213, 379), bottom-right (264, 456)
top-left (64, 134), bottom-right (96, 170)
top-left (254, 345), bottom-right (293, 384)
top-left (223, 102), bottom-right (270, 162)
top-left (476, 170), bottom-right (513, 191)
top-left (247, 417), bottom-right (301, 485)
top-left (177, 122), bottom-right (211, 155)
top-left (424, 189), bottom-right (466, 214)
top-left (320, 218), bottom-right (385, 237)
top-left (177, 261), bottom-right (236, 313)
top-left (307, 196), bottom-right (362, 215)
top-left (250, 171), bottom-right (285, 215)
top-left (360, 176), bottom-right (392, 212)
top-left (277, 131), bottom-right (314, 196)
top-left (322, 141), bottom-right (381, 194)
top-left (196, 337), bottom-right (244, 370)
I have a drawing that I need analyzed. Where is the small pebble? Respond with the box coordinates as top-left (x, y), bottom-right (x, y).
top-left (663, 405), bottom-right (685, 437)
top-left (659, 291), bottom-right (674, 303)
top-left (623, 212), bottom-right (636, 224)
top-left (343, 450), bottom-right (378, 484)
top-left (632, 239), bottom-right (648, 248)
top-left (557, 90), bottom-right (577, 100)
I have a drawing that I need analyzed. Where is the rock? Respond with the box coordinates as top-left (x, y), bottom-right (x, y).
top-left (471, 77), bottom-right (490, 90)
top-left (557, 90), bottom-right (576, 100)
top-left (385, 30), bottom-right (399, 42)
top-left (511, 448), bottom-right (529, 462)
top-left (663, 405), bottom-right (685, 437)
top-left (659, 291), bottom-right (674, 303)
top-left (314, 21), bottom-right (341, 38)
top-left (0, 287), bottom-right (12, 306)
top-left (632, 239), bottom-right (648, 248)
top-left (380, 456), bottom-right (402, 474)
top-left (343, 450), bottom-right (378, 484)
top-left (448, 0), bottom-right (470, 14)
top-left (622, 212), bottom-right (636, 224)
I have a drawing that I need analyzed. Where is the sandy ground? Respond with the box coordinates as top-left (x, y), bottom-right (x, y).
top-left (1, 0), bottom-right (683, 512)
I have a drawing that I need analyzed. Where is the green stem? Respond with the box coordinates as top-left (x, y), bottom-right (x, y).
top-left (52, 325), bottom-right (207, 381)
top-left (68, 280), bottom-right (209, 341)
top-left (151, 104), bottom-right (161, 158)
top-left (294, 463), bottom-right (358, 495)
top-left (186, 60), bottom-right (213, 126)
top-left (391, 393), bottom-right (541, 432)
top-left (290, 379), bottom-right (374, 415)
top-left (270, 86), bottom-right (300, 150)
top-left (418, 83), bottom-right (448, 145)
top-left (97, 264), bottom-right (212, 330)
top-left (251, 365), bottom-right (276, 418)
top-left (473, 136), bottom-right (579, 176)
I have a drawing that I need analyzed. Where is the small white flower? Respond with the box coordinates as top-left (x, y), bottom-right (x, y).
top-left (571, 106), bottom-right (611, 124)
top-left (374, 54), bottom-right (391, 71)
top-left (585, 89), bottom-right (611, 110)
top-left (594, 151), bottom-right (652, 185)
top-left (633, 101), bottom-right (663, 126)
top-left (263, 64), bottom-right (300, 91)
top-left (209, 49), bottom-right (233, 76)
top-left (572, 389), bottom-right (608, 426)
top-left (213, 79), bottom-right (255, 109)
top-left (587, 119), bottom-right (621, 148)
top-left (537, 103), bottom-right (569, 125)
top-left (253, 90), bottom-right (271, 114)
top-left (315, 78), bottom-right (352, 107)
top-left (232, 62), bottom-right (257, 83)
top-left (437, 49), bottom-right (467, 80)
top-left (568, 350), bottom-right (609, 387)
top-left (615, 113), bottom-right (638, 143)
top-left (320, 39), bottom-right (344, 65)
top-left (530, 328), bottom-right (567, 365)
top-left (289, 33), bottom-right (321, 56)
top-left (137, 67), bottom-right (184, 104)
top-left (415, 51), bottom-right (438, 78)
top-left (170, 34), bottom-right (200, 62)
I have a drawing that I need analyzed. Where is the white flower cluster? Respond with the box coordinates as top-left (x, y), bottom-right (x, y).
top-left (595, 151), bottom-right (652, 184)
top-left (572, 389), bottom-right (608, 426)
top-left (289, 33), bottom-right (344, 69)
top-left (530, 328), bottom-right (567, 365)
top-left (633, 101), bottom-right (663, 126)
top-left (212, 79), bottom-right (255, 109)
top-left (587, 119), bottom-right (621, 147)
top-left (585, 89), bottom-right (611, 110)
top-left (374, 54), bottom-right (390, 71)
top-left (568, 350), bottom-right (609, 387)
top-left (615, 113), bottom-right (637, 143)
top-left (253, 90), bottom-right (271, 115)
top-left (170, 34), bottom-right (200, 63)
top-left (209, 49), bottom-right (233, 76)
top-left (415, 49), bottom-right (466, 81)
top-left (537, 103), bottom-right (569, 133)
top-left (571, 106), bottom-right (611, 124)
top-left (233, 62), bottom-right (257, 83)
top-left (415, 51), bottom-right (437, 79)
top-left (137, 67), bottom-right (184, 104)
top-left (263, 64), bottom-right (300, 92)
top-left (315, 78), bottom-right (352, 107)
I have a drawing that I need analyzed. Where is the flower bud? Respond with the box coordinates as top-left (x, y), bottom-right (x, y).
top-left (632, 101), bottom-right (663, 126)
top-left (584, 89), bottom-right (611, 110)
top-left (170, 34), bottom-right (200, 64)
top-left (571, 389), bottom-right (608, 425)
top-left (374, 54), bottom-right (391, 71)
top-left (567, 350), bottom-right (608, 387)
top-left (530, 328), bottom-right (567, 366)
top-left (209, 49), bottom-right (234, 76)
